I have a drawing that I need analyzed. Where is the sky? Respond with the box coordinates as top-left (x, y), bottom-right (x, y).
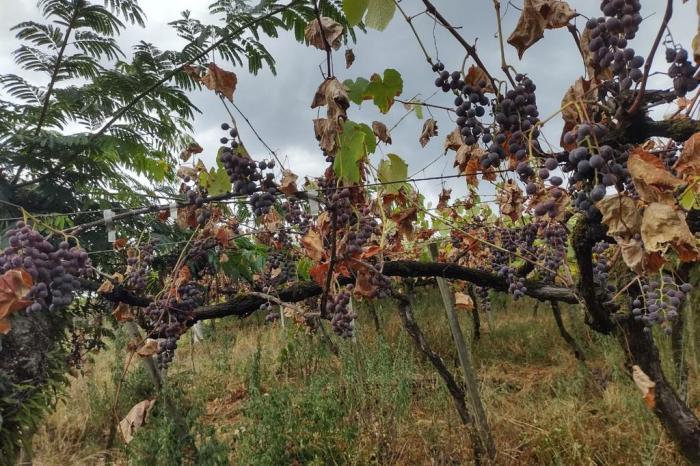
top-left (0, 0), bottom-right (696, 209)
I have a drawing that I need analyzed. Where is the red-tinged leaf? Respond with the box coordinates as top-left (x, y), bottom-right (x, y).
top-left (437, 188), bottom-right (452, 210)
top-left (112, 302), bottom-right (133, 322)
top-left (113, 238), bottom-right (128, 250)
top-left (465, 157), bottom-right (480, 187)
top-left (360, 244), bottom-right (381, 259)
top-left (463, 65), bottom-right (495, 93)
top-left (309, 262), bottom-right (329, 286)
top-left (158, 210), bottom-right (170, 222)
top-left (633, 365), bottom-right (656, 409)
top-left (0, 318), bottom-right (10, 335)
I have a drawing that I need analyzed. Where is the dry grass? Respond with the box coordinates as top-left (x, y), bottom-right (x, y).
top-left (31, 290), bottom-right (698, 465)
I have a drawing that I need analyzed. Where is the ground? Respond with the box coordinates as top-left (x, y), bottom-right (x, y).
top-left (30, 288), bottom-right (699, 465)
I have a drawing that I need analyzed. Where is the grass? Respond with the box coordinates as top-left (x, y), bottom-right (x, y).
top-left (30, 288), bottom-right (699, 465)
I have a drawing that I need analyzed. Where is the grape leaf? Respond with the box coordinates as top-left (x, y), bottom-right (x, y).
top-left (378, 153), bottom-right (408, 193)
top-left (200, 63), bottom-right (237, 102)
top-left (365, 69), bottom-right (403, 113)
top-left (199, 167), bottom-right (231, 196)
top-left (343, 77), bottom-right (369, 105)
top-left (334, 121), bottom-right (367, 183)
top-left (365, 0), bottom-right (396, 31)
top-left (343, 0), bottom-right (369, 26)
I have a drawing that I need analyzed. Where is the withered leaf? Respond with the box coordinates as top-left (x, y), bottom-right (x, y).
top-left (454, 291), bottom-right (474, 311)
top-left (119, 399), bottom-right (156, 444)
top-left (371, 121), bottom-right (392, 144)
top-left (508, 0), bottom-right (576, 58)
top-left (279, 169), bottom-right (299, 195)
top-left (201, 63), bottom-right (237, 102)
top-left (674, 131), bottom-right (700, 178)
top-left (301, 229), bottom-right (324, 261)
top-left (313, 118), bottom-right (339, 154)
top-left (304, 17), bottom-right (343, 51)
top-left (419, 118), bottom-right (438, 147)
top-left (560, 77), bottom-right (594, 146)
top-left (496, 180), bottom-right (524, 222)
top-left (311, 78), bottom-right (349, 122)
top-left (632, 365), bottom-right (656, 409)
top-left (345, 48), bottom-right (355, 68)
top-left (444, 127), bottom-right (463, 153)
top-left (463, 65), bottom-right (495, 93)
top-left (112, 302), bottom-right (133, 322)
top-left (596, 194), bottom-right (641, 237)
top-left (0, 269), bottom-right (33, 333)
top-left (136, 338), bottom-right (159, 357)
top-left (628, 148), bottom-right (683, 204)
top-left (641, 202), bottom-right (699, 261)
top-left (437, 188), bottom-right (452, 210)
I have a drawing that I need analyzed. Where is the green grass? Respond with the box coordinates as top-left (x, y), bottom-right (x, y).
top-left (30, 288), bottom-right (699, 465)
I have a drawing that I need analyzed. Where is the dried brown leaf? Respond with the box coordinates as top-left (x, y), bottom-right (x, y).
top-left (304, 17), bottom-right (343, 51)
top-left (674, 131), bottom-right (700, 178)
top-left (632, 365), bottom-right (656, 409)
top-left (201, 63), bottom-right (237, 102)
top-left (454, 291), bottom-right (474, 311)
top-left (443, 127), bottom-right (463, 153)
top-left (419, 118), bottom-right (438, 147)
top-left (508, 0), bottom-right (576, 58)
top-left (463, 65), bottom-right (495, 93)
top-left (119, 399), bottom-right (156, 444)
top-left (372, 121), bottom-right (392, 144)
top-left (279, 170), bottom-right (299, 195)
top-left (136, 338), bottom-right (159, 357)
top-left (301, 229), bottom-right (324, 261)
top-left (596, 194), bottom-right (641, 237)
top-left (628, 148), bottom-right (683, 204)
top-left (641, 202), bottom-right (699, 261)
top-left (112, 302), bottom-right (133, 322)
top-left (345, 48), bottom-right (355, 68)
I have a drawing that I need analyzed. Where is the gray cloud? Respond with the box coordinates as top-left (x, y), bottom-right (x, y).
top-left (2, 0), bottom-right (696, 208)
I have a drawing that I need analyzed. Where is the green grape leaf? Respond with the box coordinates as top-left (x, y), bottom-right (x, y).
top-left (343, 0), bottom-right (369, 26)
top-left (355, 122), bottom-right (377, 154)
top-left (378, 153), bottom-right (408, 193)
top-left (365, 69), bottom-right (403, 113)
top-left (365, 0), bottom-right (396, 30)
top-left (344, 77), bottom-right (369, 105)
top-left (679, 184), bottom-right (698, 210)
top-left (199, 167), bottom-right (232, 196)
top-left (334, 123), bottom-right (367, 184)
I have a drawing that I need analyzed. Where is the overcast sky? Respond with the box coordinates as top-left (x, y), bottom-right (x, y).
top-left (0, 0), bottom-right (695, 209)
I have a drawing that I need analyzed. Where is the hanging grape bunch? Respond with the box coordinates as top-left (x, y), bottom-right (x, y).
top-left (125, 239), bottom-right (157, 292)
top-left (282, 199), bottom-right (311, 235)
top-left (328, 285), bottom-right (356, 338)
top-left (433, 61), bottom-right (491, 147)
top-left (266, 250), bottom-right (296, 286)
top-left (491, 227), bottom-right (526, 299)
top-left (219, 122), bottom-right (277, 216)
top-left (345, 207), bottom-right (380, 256)
top-left (666, 47), bottom-right (699, 98)
top-left (541, 222), bottom-right (568, 284)
top-left (585, 0), bottom-right (644, 91)
top-left (143, 281), bottom-right (203, 369)
top-left (0, 221), bottom-right (90, 313)
top-left (632, 277), bottom-right (692, 335)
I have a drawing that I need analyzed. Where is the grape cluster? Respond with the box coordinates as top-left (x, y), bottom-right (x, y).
top-left (282, 199), bottom-right (311, 234)
top-left (475, 286), bottom-right (491, 314)
top-left (560, 122), bottom-right (632, 219)
top-left (432, 62), bottom-right (491, 147)
top-left (143, 282), bottom-right (202, 369)
top-left (0, 221), bottom-right (90, 313)
top-left (263, 303), bottom-right (280, 323)
top-left (585, 0), bottom-right (645, 90)
top-left (345, 208), bottom-right (380, 256)
top-left (541, 223), bottom-right (567, 284)
top-left (329, 187), bottom-right (354, 226)
top-left (666, 47), bottom-right (699, 97)
top-left (368, 271), bottom-right (391, 299)
top-left (267, 251), bottom-right (295, 286)
top-left (497, 264), bottom-right (527, 300)
top-left (632, 277), bottom-right (691, 334)
top-left (592, 240), bottom-right (616, 301)
top-left (328, 286), bottom-right (356, 338)
top-left (125, 240), bottom-right (157, 292)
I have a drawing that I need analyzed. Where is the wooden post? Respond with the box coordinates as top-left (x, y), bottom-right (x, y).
top-left (124, 321), bottom-right (163, 389)
top-left (428, 243), bottom-right (496, 461)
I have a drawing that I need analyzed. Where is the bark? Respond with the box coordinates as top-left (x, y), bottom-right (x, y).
top-left (550, 302), bottom-right (585, 362)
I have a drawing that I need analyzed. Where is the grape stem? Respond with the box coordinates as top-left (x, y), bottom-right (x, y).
top-left (312, 0), bottom-right (333, 79)
top-left (319, 208), bottom-right (338, 318)
top-left (421, 0), bottom-right (499, 94)
top-left (492, 0), bottom-right (517, 88)
top-left (627, 0), bottom-right (673, 115)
